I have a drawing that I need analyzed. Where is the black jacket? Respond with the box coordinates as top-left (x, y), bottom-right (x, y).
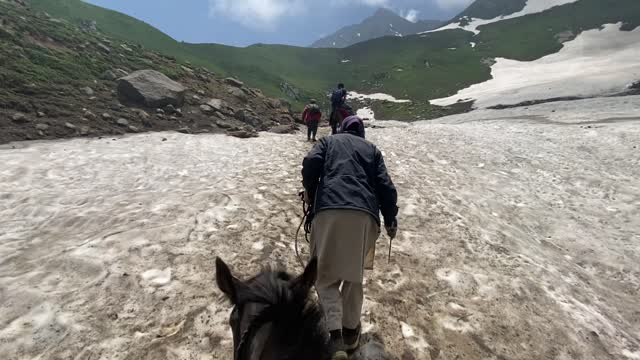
top-left (302, 133), bottom-right (398, 226)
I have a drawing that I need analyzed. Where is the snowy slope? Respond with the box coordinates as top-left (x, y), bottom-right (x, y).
top-left (425, 0), bottom-right (580, 35)
top-left (430, 23), bottom-right (640, 108)
top-left (1, 96), bottom-right (639, 359)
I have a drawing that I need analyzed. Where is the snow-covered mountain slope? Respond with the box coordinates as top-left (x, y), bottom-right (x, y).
top-left (427, 0), bottom-right (580, 35)
top-left (312, 8), bottom-right (441, 48)
top-left (430, 23), bottom-right (640, 108)
top-left (1, 96), bottom-right (639, 359)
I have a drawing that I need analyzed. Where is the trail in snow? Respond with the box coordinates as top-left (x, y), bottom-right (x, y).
top-left (430, 23), bottom-right (640, 108)
top-left (1, 96), bottom-right (639, 359)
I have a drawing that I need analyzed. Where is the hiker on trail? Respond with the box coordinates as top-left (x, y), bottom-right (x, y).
top-left (301, 115), bottom-right (398, 359)
top-left (302, 99), bottom-right (322, 142)
top-left (329, 83), bottom-right (348, 135)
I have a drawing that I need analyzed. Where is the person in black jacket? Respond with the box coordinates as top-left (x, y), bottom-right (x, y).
top-left (301, 115), bottom-right (398, 359)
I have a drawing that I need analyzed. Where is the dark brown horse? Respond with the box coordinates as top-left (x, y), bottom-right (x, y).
top-left (216, 257), bottom-right (331, 360)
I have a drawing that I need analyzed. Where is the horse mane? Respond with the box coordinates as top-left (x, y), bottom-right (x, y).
top-left (235, 267), bottom-right (328, 359)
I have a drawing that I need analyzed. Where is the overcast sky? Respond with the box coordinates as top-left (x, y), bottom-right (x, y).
top-left (85, 0), bottom-right (474, 47)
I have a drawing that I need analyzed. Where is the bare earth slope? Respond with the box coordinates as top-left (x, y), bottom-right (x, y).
top-left (0, 96), bottom-right (639, 359)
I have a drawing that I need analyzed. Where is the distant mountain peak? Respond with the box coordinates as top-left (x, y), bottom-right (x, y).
top-left (373, 7), bottom-right (395, 17)
top-left (311, 9), bottom-right (442, 48)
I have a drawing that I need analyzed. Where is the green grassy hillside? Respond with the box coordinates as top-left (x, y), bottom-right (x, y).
top-left (23, 0), bottom-right (640, 118)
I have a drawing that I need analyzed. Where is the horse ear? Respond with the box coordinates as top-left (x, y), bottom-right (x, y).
top-left (292, 257), bottom-right (317, 292)
top-left (216, 257), bottom-right (239, 304)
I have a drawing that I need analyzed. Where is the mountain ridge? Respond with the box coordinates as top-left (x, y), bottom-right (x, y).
top-left (311, 8), bottom-right (441, 48)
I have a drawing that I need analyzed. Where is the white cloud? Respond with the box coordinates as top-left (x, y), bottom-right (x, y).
top-left (209, 0), bottom-right (305, 30)
top-left (435, 0), bottom-right (474, 11)
top-left (402, 9), bottom-right (420, 23)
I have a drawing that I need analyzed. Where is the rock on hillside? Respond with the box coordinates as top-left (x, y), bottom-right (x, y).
top-left (117, 70), bottom-right (186, 108)
top-left (0, 0), bottom-right (297, 144)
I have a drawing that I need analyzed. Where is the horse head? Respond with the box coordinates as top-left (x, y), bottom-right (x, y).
top-left (215, 257), bottom-right (321, 360)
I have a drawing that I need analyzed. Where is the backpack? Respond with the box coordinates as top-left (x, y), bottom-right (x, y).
top-left (307, 103), bottom-right (321, 115)
top-left (331, 89), bottom-right (345, 108)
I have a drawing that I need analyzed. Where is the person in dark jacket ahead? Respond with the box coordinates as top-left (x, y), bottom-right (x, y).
top-left (302, 115), bottom-right (398, 359)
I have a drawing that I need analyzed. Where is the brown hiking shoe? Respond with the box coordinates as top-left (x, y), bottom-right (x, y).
top-left (343, 324), bottom-right (361, 351)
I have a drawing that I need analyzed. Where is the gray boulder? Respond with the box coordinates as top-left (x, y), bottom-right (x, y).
top-left (81, 86), bottom-right (94, 96)
top-left (117, 70), bottom-right (186, 108)
top-left (116, 118), bottom-right (129, 127)
top-left (200, 104), bottom-right (214, 115)
top-left (269, 124), bottom-right (295, 134)
top-left (224, 77), bottom-right (244, 87)
top-left (227, 87), bottom-right (247, 102)
top-left (227, 129), bottom-right (258, 139)
top-left (206, 98), bottom-right (227, 112)
top-left (11, 112), bottom-right (28, 123)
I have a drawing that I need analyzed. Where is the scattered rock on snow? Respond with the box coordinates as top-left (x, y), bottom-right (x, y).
top-left (269, 124), bottom-right (295, 134)
top-left (117, 70), bottom-right (186, 108)
top-left (227, 129), bottom-right (258, 139)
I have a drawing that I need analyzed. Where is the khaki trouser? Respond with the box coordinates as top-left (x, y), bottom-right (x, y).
top-left (310, 209), bottom-right (380, 331)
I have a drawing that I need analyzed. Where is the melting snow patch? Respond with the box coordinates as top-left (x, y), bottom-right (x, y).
top-left (341, 59), bottom-right (351, 63)
top-left (470, 42), bottom-right (476, 48)
top-left (142, 268), bottom-right (172, 287)
top-left (622, 350), bottom-right (640, 359)
top-left (430, 23), bottom-right (640, 108)
top-left (423, 0), bottom-right (580, 35)
top-left (357, 107), bottom-right (375, 120)
top-left (400, 322), bottom-right (430, 350)
top-left (349, 91), bottom-right (411, 103)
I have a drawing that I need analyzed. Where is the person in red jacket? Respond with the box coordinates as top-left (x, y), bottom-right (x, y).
top-left (302, 99), bottom-right (322, 142)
